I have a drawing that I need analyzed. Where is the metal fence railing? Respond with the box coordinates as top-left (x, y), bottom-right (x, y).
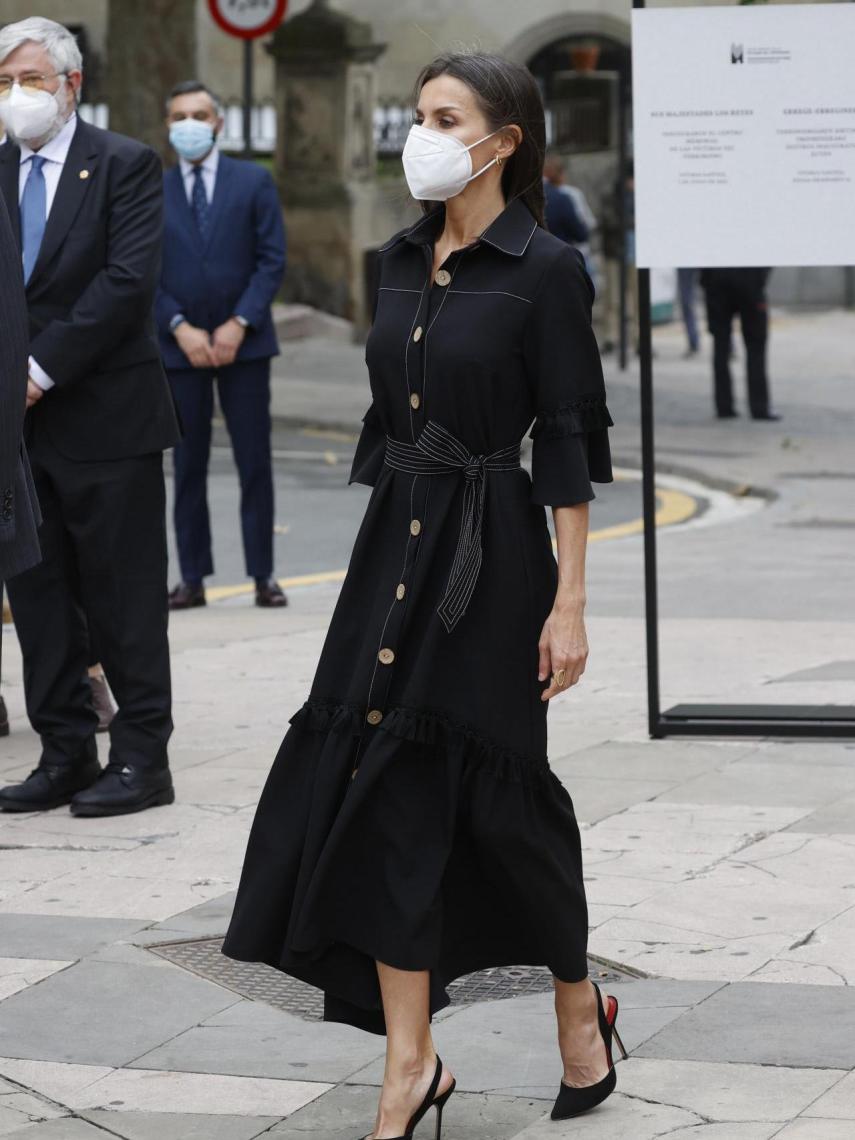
top-left (78, 102), bottom-right (277, 153)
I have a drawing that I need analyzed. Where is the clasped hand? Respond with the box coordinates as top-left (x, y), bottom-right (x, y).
top-left (175, 318), bottom-right (246, 369)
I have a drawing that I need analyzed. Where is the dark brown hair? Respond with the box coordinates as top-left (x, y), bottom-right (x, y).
top-left (413, 52), bottom-right (547, 226)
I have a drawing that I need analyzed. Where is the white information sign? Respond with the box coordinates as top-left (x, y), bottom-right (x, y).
top-left (632, 5), bottom-right (855, 268)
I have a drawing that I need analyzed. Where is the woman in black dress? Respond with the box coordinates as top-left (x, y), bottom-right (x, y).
top-left (224, 52), bottom-right (625, 1138)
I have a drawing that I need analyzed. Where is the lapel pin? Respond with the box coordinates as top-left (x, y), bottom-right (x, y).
top-left (79, 169), bottom-right (90, 179)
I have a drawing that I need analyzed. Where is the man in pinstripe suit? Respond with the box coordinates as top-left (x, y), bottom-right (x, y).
top-left (0, 188), bottom-right (41, 738)
top-left (0, 192), bottom-right (40, 584)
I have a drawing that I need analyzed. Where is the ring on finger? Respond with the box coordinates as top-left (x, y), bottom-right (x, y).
top-left (552, 668), bottom-right (566, 688)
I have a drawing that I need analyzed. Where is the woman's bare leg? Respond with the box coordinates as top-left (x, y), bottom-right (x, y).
top-left (371, 962), bottom-right (453, 1139)
top-left (554, 978), bottom-right (611, 1087)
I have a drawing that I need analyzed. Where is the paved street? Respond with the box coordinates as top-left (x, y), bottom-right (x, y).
top-left (165, 425), bottom-right (669, 595)
top-left (1, 308), bottom-right (854, 1138)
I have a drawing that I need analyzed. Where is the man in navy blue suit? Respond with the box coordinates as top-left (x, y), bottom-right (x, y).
top-left (156, 81), bottom-right (287, 611)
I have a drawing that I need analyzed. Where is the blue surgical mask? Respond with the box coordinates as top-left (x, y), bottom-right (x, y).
top-left (169, 119), bottom-right (215, 162)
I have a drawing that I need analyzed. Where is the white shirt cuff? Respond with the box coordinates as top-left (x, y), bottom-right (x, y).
top-left (28, 357), bottom-right (55, 392)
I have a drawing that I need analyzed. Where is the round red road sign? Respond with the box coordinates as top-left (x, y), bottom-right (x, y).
top-left (207, 0), bottom-right (288, 40)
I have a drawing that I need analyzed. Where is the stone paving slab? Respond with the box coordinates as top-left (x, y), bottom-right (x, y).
top-left (635, 981), bottom-right (855, 1068)
top-left (81, 1111), bottom-right (281, 1139)
top-left (0, 1058), bottom-right (329, 1118)
top-left (784, 796), bottom-right (855, 835)
top-left (551, 775), bottom-right (679, 825)
top-left (269, 1083), bottom-right (547, 1140)
top-left (657, 758), bottom-right (855, 809)
top-left (0, 1120), bottom-right (106, 1139)
top-left (551, 738), bottom-right (753, 782)
top-left (145, 892), bottom-right (238, 939)
top-left (776, 1124), bottom-right (855, 1139)
top-left (787, 1068), bottom-right (855, 1120)
top-left (343, 990), bottom-right (693, 1101)
top-left (615, 1058), bottom-right (845, 1123)
top-left (130, 997), bottom-right (384, 1083)
top-left (0, 959), bottom-right (70, 1003)
top-left (508, 1095), bottom-right (700, 1139)
top-left (0, 916), bottom-right (148, 962)
top-left (0, 960), bottom-right (237, 1066)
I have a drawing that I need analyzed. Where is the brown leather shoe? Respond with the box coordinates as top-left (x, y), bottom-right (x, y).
top-left (89, 673), bottom-right (115, 733)
top-left (168, 582), bottom-right (206, 610)
top-left (255, 578), bottom-right (288, 608)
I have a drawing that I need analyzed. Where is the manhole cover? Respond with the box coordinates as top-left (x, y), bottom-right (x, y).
top-left (149, 937), bottom-right (638, 1020)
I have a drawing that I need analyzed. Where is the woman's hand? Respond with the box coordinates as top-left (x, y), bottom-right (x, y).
top-left (538, 592), bottom-right (589, 701)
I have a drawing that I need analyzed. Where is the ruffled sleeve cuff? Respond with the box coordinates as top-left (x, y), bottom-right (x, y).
top-left (529, 394), bottom-right (614, 507)
top-left (348, 403), bottom-right (387, 487)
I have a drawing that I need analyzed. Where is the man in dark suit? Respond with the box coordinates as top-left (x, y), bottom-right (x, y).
top-left (0, 188), bottom-right (42, 740)
top-left (157, 81), bottom-right (287, 611)
top-left (0, 192), bottom-right (41, 583)
top-left (0, 17), bottom-right (180, 817)
top-left (542, 153), bottom-right (588, 249)
top-left (699, 267), bottom-right (779, 421)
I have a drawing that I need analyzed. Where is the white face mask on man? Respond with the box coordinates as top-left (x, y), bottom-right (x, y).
top-left (401, 124), bottom-right (501, 202)
top-left (0, 77), bottom-right (66, 143)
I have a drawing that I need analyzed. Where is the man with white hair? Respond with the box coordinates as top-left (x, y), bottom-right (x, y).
top-left (0, 18), bottom-right (180, 817)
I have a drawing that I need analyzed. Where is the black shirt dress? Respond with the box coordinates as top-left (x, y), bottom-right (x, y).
top-left (222, 196), bottom-right (614, 1035)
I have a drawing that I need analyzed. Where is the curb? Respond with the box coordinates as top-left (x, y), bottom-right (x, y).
top-left (269, 414), bottom-right (777, 503)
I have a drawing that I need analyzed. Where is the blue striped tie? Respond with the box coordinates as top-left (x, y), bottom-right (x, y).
top-left (21, 154), bottom-right (47, 283)
top-left (191, 166), bottom-right (210, 241)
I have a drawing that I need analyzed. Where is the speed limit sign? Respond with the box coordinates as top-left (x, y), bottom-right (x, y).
top-left (207, 0), bottom-right (288, 40)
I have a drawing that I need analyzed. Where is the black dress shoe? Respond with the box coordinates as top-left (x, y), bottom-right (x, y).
top-left (716, 410), bottom-right (739, 419)
top-left (255, 578), bottom-right (288, 608)
top-left (751, 411), bottom-right (782, 421)
top-left (0, 756), bottom-right (102, 813)
top-left (168, 582), bottom-right (206, 610)
top-left (70, 762), bottom-right (175, 817)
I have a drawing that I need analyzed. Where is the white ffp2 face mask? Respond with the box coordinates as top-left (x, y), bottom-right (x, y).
top-left (0, 79), bottom-right (65, 143)
top-left (401, 124), bottom-right (500, 201)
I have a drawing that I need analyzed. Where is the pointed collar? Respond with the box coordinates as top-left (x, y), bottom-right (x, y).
top-left (379, 196), bottom-right (538, 257)
top-left (18, 113), bottom-right (78, 168)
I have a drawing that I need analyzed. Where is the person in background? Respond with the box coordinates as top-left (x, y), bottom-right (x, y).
top-left (0, 17), bottom-right (179, 817)
top-left (0, 187), bottom-right (41, 742)
top-left (601, 163), bottom-right (638, 356)
top-left (677, 268), bottom-right (700, 359)
top-left (542, 151), bottom-right (588, 249)
top-left (699, 267), bottom-right (779, 421)
top-left (543, 151), bottom-right (597, 288)
top-left (157, 81), bottom-right (288, 612)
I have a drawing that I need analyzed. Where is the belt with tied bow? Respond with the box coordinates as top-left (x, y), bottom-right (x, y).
top-left (384, 420), bottom-right (521, 633)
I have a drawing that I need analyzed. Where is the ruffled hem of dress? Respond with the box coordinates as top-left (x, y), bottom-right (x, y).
top-left (529, 394), bottom-right (614, 441)
top-left (288, 698), bottom-right (552, 786)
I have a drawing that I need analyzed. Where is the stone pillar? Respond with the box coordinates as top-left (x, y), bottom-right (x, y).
top-left (268, 0), bottom-right (385, 324)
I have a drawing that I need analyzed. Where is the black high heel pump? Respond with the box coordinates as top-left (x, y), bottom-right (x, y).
top-left (362, 1055), bottom-right (456, 1140)
top-left (551, 981), bottom-right (628, 1121)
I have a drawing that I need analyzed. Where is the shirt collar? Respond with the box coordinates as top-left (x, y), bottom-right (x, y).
top-left (385, 196), bottom-right (538, 257)
top-left (180, 146), bottom-right (219, 181)
top-left (19, 112), bottom-right (78, 166)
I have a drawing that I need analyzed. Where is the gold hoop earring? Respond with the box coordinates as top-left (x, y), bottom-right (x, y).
top-left (496, 155), bottom-right (503, 168)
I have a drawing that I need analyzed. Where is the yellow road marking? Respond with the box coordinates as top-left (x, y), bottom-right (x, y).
top-left (206, 569), bottom-right (347, 602)
top-left (204, 486), bottom-right (698, 603)
top-left (588, 487), bottom-right (697, 544)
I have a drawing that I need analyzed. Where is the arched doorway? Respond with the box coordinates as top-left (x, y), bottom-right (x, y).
top-left (504, 14), bottom-right (634, 355)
